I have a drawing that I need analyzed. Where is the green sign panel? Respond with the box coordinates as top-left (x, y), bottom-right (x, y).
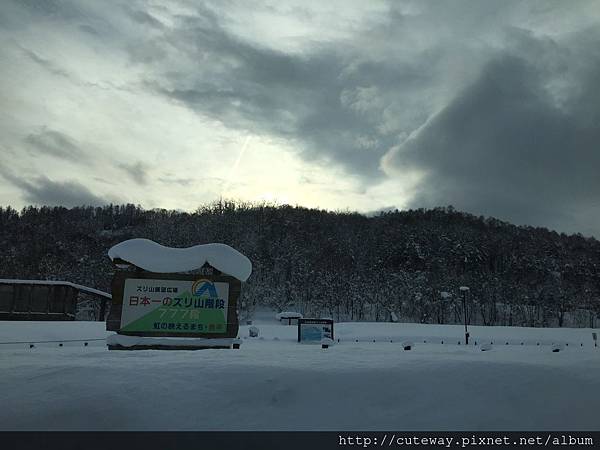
top-left (120, 278), bottom-right (229, 334)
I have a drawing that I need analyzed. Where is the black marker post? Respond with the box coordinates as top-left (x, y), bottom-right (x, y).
top-left (459, 286), bottom-right (470, 345)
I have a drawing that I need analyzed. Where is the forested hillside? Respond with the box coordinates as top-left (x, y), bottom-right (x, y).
top-left (1, 202), bottom-right (599, 327)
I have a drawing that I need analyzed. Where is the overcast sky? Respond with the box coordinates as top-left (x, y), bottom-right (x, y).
top-left (1, 0), bottom-right (599, 236)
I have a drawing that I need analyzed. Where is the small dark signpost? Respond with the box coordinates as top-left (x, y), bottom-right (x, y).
top-left (297, 318), bottom-right (334, 343)
top-left (105, 239), bottom-right (251, 350)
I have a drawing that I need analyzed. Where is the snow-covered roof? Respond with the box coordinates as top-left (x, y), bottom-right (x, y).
top-left (276, 311), bottom-right (303, 320)
top-left (108, 238), bottom-right (252, 282)
top-left (0, 279), bottom-right (111, 299)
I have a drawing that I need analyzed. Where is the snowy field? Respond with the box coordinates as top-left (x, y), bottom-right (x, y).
top-left (0, 316), bottom-right (599, 431)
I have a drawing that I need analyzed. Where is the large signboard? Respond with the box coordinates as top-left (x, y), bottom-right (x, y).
top-left (120, 278), bottom-right (229, 334)
top-left (297, 318), bottom-right (334, 343)
top-left (107, 269), bottom-right (241, 339)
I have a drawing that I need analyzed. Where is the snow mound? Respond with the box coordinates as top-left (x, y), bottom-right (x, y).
top-left (107, 334), bottom-right (241, 348)
top-left (552, 343), bottom-right (565, 352)
top-left (108, 239), bottom-right (252, 281)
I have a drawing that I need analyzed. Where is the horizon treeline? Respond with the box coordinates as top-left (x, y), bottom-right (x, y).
top-left (1, 201), bottom-right (599, 328)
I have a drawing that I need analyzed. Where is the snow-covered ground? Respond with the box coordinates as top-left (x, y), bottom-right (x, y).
top-left (0, 316), bottom-right (599, 431)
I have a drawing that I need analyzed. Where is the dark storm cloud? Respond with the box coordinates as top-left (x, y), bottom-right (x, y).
top-left (24, 128), bottom-right (88, 163)
top-left (117, 161), bottom-right (150, 186)
top-left (127, 9), bottom-right (165, 29)
top-left (3, 0), bottom-right (600, 234)
top-left (383, 29), bottom-right (600, 235)
top-left (18, 46), bottom-right (71, 79)
top-left (131, 2), bottom-right (600, 234)
top-left (0, 167), bottom-right (109, 207)
top-left (158, 177), bottom-right (195, 187)
top-left (145, 5), bottom-right (421, 178)
top-left (17, 43), bottom-right (123, 91)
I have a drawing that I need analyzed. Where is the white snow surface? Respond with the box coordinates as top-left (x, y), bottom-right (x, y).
top-left (1, 319), bottom-right (599, 430)
top-left (0, 279), bottom-right (111, 299)
top-left (107, 238), bottom-right (252, 281)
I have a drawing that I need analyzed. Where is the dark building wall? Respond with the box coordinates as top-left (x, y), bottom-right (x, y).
top-left (0, 283), bottom-right (78, 320)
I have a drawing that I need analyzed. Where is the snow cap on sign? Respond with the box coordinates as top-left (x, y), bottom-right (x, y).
top-left (107, 238), bottom-right (252, 281)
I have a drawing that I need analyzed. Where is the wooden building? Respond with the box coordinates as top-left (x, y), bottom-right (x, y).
top-left (0, 279), bottom-right (111, 321)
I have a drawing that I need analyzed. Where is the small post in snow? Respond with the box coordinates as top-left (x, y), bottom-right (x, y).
top-left (459, 286), bottom-right (470, 345)
top-left (321, 338), bottom-right (333, 349)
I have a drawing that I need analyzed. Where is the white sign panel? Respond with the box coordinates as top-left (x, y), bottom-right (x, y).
top-left (120, 278), bottom-right (229, 334)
